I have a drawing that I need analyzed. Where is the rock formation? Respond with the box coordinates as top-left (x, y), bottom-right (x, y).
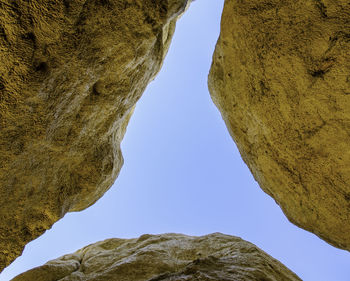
top-left (12, 233), bottom-right (301, 281)
top-left (209, 0), bottom-right (350, 250)
top-left (0, 0), bottom-right (190, 271)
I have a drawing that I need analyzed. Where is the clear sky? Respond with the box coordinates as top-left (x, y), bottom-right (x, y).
top-left (1, 1), bottom-right (350, 280)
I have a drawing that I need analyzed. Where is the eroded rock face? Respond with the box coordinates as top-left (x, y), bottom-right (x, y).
top-left (209, 0), bottom-right (350, 250)
top-left (12, 233), bottom-right (301, 281)
top-left (0, 0), bottom-right (189, 270)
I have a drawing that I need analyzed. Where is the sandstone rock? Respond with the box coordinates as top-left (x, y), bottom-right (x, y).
top-left (12, 233), bottom-right (301, 281)
top-left (0, 0), bottom-right (190, 271)
top-left (209, 0), bottom-right (350, 250)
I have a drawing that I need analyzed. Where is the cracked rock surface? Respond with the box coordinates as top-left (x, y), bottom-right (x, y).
top-left (12, 233), bottom-right (301, 281)
top-left (0, 0), bottom-right (189, 271)
top-left (209, 0), bottom-right (350, 250)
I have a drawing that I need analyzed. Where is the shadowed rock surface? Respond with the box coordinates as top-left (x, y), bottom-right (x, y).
top-left (12, 233), bottom-right (301, 281)
top-left (209, 0), bottom-right (350, 250)
top-left (0, 0), bottom-right (189, 271)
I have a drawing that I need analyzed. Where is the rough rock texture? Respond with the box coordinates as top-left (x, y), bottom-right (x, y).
top-left (209, 0), bottom-right (350, 250)
top-left (0, 0), bottom-right (190, 271)
top-left (12, 233), bottom-right (301, 281)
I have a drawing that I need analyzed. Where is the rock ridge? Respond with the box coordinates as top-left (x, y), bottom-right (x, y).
top-left (12, 233), bottom-right (301, 281)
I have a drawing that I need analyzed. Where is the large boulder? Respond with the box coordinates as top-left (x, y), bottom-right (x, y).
top-left (12, 233), bottom-right (301, 281)
top-left (209, 0), bottom-right (350, 250)
top-left (0, 0), bottom-right (189, 271)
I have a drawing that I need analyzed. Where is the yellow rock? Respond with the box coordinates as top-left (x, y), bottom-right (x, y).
top-left (12, 233), bottom-right (301, 281)
top-left (209, 0), bottom-right (350, 250)
top-left (0, 0), bottom-right (189, 271)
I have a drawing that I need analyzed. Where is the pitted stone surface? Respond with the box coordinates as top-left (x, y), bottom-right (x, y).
top-left (0, 0), bottom-right (189, 270)
top-left (209, 0), bottom-right (350, 251)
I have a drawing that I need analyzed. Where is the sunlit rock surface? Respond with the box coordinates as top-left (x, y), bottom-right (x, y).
top-left (12, 233), bottom-right (301, 281)
top-left (209, 0), bottom-right (350, 250)
top-left (0, 0), bottom-right (190, 271)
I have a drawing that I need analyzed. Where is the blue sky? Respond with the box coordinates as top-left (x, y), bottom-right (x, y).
top-left (1, 1), bottom-right (350, 280)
